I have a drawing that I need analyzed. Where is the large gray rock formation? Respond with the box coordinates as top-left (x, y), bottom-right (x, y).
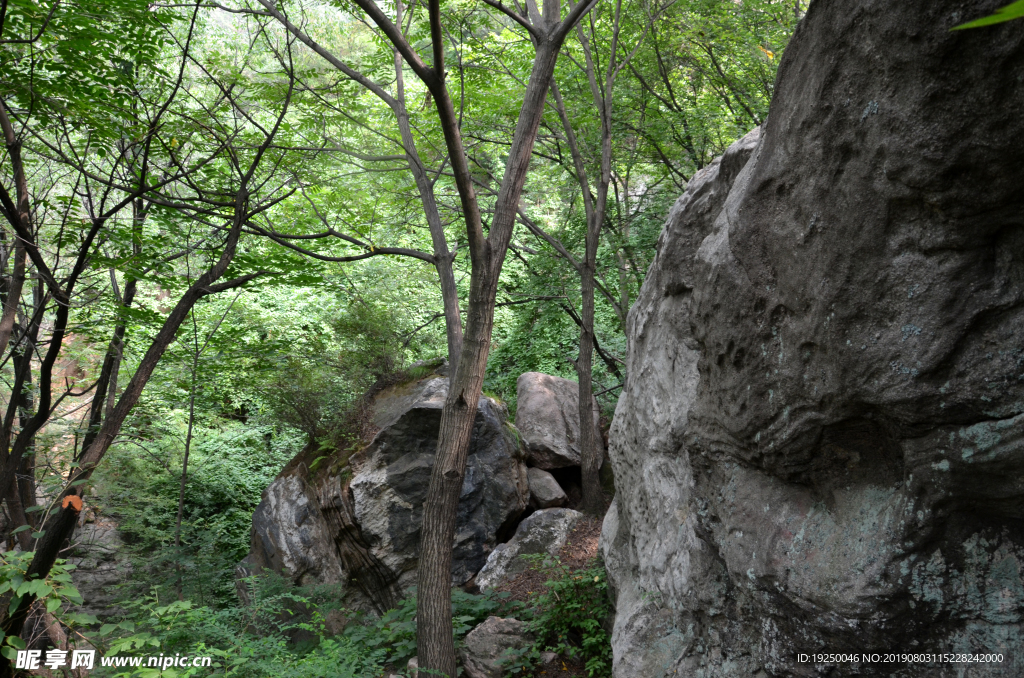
top-left (601, 1), bottom-right (1024, 677)
top-left (245, 474), bottom-right (344, 588)
top-left (515, 372), bottom-right (600, 469)
top-left (350, 376), bottom-right (529, 589)
top-left (245, 372), bottom-right (529, 612)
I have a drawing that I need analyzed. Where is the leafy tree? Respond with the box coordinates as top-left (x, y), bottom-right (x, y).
top-left (0, 3), bottom-right (318, 666)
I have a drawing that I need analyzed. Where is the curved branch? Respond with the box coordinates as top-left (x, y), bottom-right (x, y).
top-left (481, 0), bottom-right (540, 38)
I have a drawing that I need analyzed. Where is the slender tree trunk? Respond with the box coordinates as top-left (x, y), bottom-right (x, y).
top-left (15, 350), bottom-right (36, 529)
top-left (3, 479), bottom-right (30, 551)
top-left (0, 100), bottom-right (28, 360)
top-left (416, 34), bottom-right (569, 677)
top-left (617, 207), bottom-right (630, 317)
top-left (569, 0), bottom-right (629, 515)
top-left (174, 351), bottom-right (198, 601)
top-left (393, 0), bottom-right (463, 367)
top-left (1, 280), bottom-right (42, 545)
top-left (0, 241), bottom-right (24, 360)
top-left (577, 235), bottom-right (604, 516)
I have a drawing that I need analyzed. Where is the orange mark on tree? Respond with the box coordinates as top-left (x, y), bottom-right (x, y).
top-left (62, 495), bottom-right (83, 512)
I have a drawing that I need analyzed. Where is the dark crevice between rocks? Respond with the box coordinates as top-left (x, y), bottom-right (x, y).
top-left (495, 466), bottom-right (584, 545)
top-left (496, 505), bottom-right (532, 545)
top-left (548, 466), bottom-right (582, 508)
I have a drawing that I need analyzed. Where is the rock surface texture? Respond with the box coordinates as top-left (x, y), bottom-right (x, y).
top-left (69, 515), bottom-right (130, 619)
top-left (350, 376), bottom-right (528, 589)
top-left (458, 616), bottom-right (534, 678)
top-left (515, 372), bottom-right (600, 469)
top-left (600, 1), bottom-right (1024, 677)
top-left (527, 467), bottom-right (567, 509)
top-left (476, 508), bottom-right (583, 591)
top-left (246, 372), bottom-right (528, 612)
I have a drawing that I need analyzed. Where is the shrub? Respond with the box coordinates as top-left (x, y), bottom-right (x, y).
top-left (501, 555), bottom-right (613, 678)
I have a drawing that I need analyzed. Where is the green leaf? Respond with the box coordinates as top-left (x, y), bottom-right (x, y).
top-left (64, 612), bottom-right (100, 625)
top-left (46, 597), bottom-right (62, 613)
top-left (5, 635), bottom-right (25, 650)
top-left (953, 0), bottom-right (1024, 28)
top-left (0, 647), bottom-right (16, 660)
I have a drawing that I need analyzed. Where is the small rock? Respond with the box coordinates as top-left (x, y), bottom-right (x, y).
top-left (459, 616), bottom-right (534, 678)
top-left (406, 656), bottom-right (418, 677)
top-left (539, 651), bottom-right (558, 665)
top-left (527, 467), bottom-right (567, 509)
top-left (475, 508), bottom-right (584, 590)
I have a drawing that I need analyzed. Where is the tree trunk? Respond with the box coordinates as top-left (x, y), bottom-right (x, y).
top-left (416, 33), bottom-right (571, 677)
top-left (174, 337), bottom-right (199, 600)
top-left (392, 19), bottom-right (463, 368)
top-left (0, 100), bottom-right (29, 360)
top-left (577, 235), bottom-right (604, 516)
top-left (0, 191), bottom-right (258, 675)
top-left (15, 349), bottom-right (36, 530)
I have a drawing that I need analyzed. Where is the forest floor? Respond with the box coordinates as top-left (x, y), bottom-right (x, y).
top-left (492, 514), bottom-right (605, 678)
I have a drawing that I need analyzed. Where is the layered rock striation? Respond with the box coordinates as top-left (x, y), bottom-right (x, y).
top-left (601, 1), bottom-right (1024, 676)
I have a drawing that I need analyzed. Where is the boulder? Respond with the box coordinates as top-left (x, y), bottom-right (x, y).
top-left (69, 515), bottom-right (131, 620)
top-left (246, 474), bottom-right (343, 588)
top-left (601, 1), bottom-right (1024, 677)
top-left (515, 372), bottom-right (600, 469)
top-left (527, 467), bottom-right (567, 509)
top-left (458, 616), bottom-right (534, 678)
top-left (351, 376), bottom-right (529, 588)
top-left (475, 508), bottom-right (583, 591)
top-left (245, 371), bottom-right (529, 612)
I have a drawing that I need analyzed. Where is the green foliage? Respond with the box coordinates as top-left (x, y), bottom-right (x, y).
top-left (501, 556), bottom-right (613, 678)
top-left (86, 577), bottom-right (518, 678)
top-left (0, 552), bottom-right (94, 658)
top-left (259, 296), bottom-right (422, 448)
top-left (0, 0), bottom-right (173, 131)
top-left (87, 587), bottom-right (387, 678)
top-left (94, 422), bottom-right (303, 606)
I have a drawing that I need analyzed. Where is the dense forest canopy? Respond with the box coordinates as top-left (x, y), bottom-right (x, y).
top-left (0, 0), bottom-right (802, 674)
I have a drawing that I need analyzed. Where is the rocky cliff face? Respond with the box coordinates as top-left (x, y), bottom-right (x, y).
top-left (600, 1), bottom-right (1024, 676)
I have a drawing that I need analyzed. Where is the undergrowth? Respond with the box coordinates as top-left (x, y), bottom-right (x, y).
top-left (500, 555), bottom-right (613, 678)
top-left (83, 575), bottom-right (523, 678)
